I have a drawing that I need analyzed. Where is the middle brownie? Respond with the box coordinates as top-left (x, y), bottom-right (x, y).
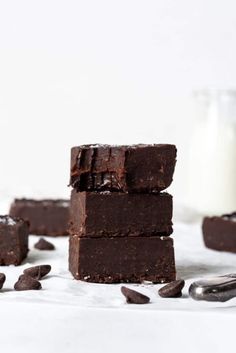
top-left (70, 190), bottom-right (173, 237)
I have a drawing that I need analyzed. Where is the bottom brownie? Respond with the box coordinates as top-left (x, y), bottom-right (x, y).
top-left (69, 235), bottom-right (176, 283)
top-left (203, 213), bottom-right (236, 252)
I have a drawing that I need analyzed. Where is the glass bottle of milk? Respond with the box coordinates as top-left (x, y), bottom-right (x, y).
top-left (187, 89), bottom-right (236, 216)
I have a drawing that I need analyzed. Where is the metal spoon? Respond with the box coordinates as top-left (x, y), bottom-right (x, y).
top-left (189, 274), bottom-right (236, 302)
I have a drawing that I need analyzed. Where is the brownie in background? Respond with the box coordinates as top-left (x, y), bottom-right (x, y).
top-left (10, 199), bottom-right (70, 236)
top-left (203, 213), bottom-right (236, 252)
top-left (0, 215), bottom-right (29, 265)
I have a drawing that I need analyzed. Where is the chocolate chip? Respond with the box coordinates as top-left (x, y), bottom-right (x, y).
top-left (121, 286), bottom-right (150, 304)
top-left (14, 275), bottom-right (42, 291)
top-left (34, 238), bottom-right (55, 250)
top-left (23, 265), bottom-right (51, 280)
top-left (158, 279), bottom-right (185, 298)
top-left (0, 273), bottom-right (6, 290)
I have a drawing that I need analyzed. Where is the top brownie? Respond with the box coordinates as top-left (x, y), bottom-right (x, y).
top-left (70, 144), bottom-right (177, 193)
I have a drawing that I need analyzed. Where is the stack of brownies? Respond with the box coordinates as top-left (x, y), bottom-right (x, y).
top-left (69, 144), bottom-right (177, 283)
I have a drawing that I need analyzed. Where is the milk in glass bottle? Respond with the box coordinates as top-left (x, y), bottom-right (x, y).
top-left (187, 90), bottom-right (236, 216)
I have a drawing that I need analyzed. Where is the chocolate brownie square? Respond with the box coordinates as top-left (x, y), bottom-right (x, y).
top-left (0, 215), bottom-right (29, 265)
top-left (10, 199), bottom-right (69, 236)
top-left (70, 144), bottom-right (177, 193)
top-left (70, 190), bottom-right (173, 237)
top-left (69, 235), bottom-right (176, 283)
top-left (203, 213), bottom-right (236, 252)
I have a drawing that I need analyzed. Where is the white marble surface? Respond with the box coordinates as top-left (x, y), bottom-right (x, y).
top-left (1, 223), bottom-right (236, 352)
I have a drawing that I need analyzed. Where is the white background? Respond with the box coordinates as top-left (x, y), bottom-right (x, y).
top-left (1, 0), bottom-right (236, 208)
top-left (1, 4), bottom-right (236, 351)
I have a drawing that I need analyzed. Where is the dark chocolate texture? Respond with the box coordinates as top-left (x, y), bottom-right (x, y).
top-left (10, 199), bottom-right (70, 236)
top-left (202, 213), bottom-right (236, 253)
top-left (34, 238), bottom-right (55, 250)
top-left (14, 275), bottom-right (42, 291)
top-left (121, 286), bottom-right (150, 304)
top-left (158, 279), bottom-right (185, 298)
top-left (70, 190), bottom-right (173, 237)
top-left (23, 265), bottom-right (51, 280)
top-left (0, 215), bottom-right (29, 265)
top-left (0, 273), bottom-right (6, 289)
top-left (69, 235), bottom-right (176, 283)
top-left (70, 144), bottom-right (177, 193)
